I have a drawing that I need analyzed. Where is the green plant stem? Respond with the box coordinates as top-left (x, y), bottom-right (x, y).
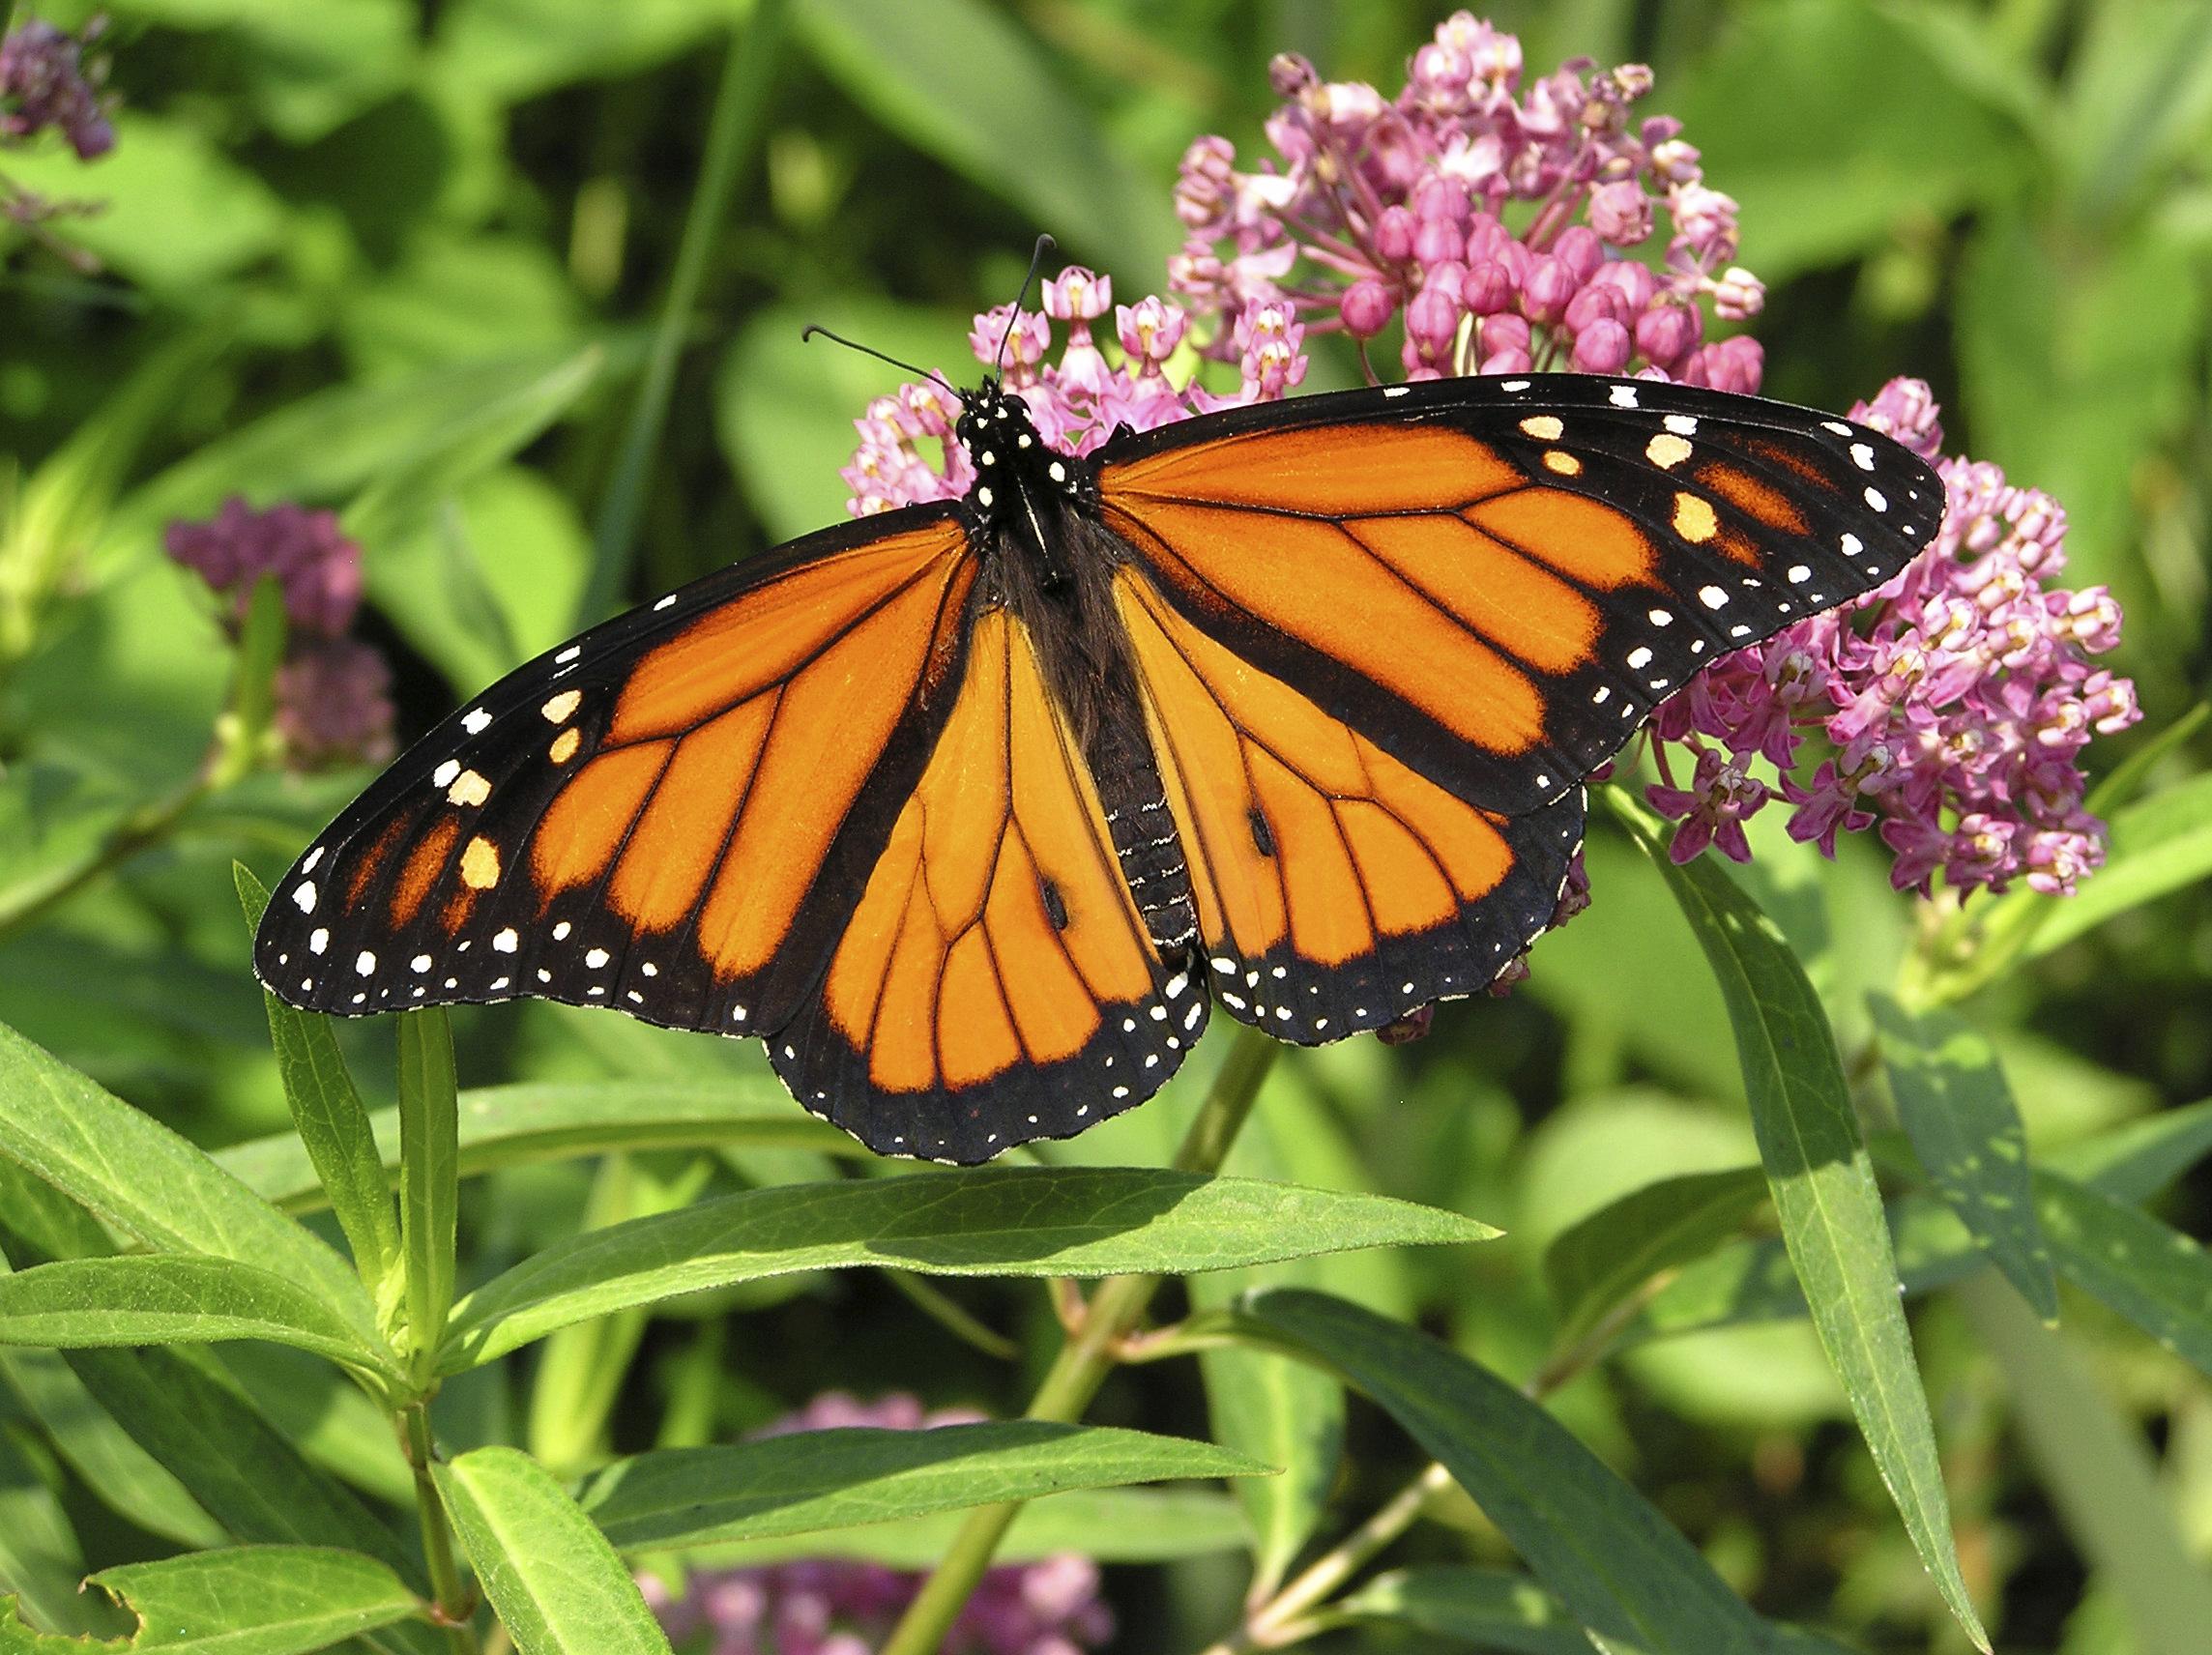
top-left (401, 1402), bottom-right (480, 1652)
top-left (578, 0), bottom-right (789, 626)
top-left (878, 1028), bottom-right (1280, 1655)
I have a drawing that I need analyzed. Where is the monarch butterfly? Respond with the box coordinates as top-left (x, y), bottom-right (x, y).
top-left (253, 347), bottom-right (1942, 1162)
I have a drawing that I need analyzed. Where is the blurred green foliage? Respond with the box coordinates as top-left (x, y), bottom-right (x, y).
top-left (2, 2), bottom-right (2210, 1652)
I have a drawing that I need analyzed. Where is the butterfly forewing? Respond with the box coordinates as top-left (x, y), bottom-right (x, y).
top-left (252, 511), bottom-right (976, 1034)
top-left (1095, 374), bottom-right (1945, 818)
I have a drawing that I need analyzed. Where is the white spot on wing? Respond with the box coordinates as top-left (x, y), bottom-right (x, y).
top-left (462, 709), bottom-right (491, 735)
top-left (292, 882), bottom-right (316, 915)
top-left (493, 928), bottom-right (519, 953)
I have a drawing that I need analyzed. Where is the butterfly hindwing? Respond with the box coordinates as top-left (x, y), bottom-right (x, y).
top-left (771, 605), bottom-right (1206, 1162)
top-left (252, 510), bottom-right (978, 1036)
top-left (1096, 373), bottom-right (1945, 817)
top-left (1115, 567), bottom-right (1583, 1038)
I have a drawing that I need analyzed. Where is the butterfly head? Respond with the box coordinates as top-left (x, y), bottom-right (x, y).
top-left (955, 378), bottom-right (1090, 524)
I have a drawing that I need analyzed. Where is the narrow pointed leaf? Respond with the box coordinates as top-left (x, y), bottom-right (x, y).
top-left (1957, 1271), bottom-right (2212, 1655)
top-left (676, 1488), bottom-right (1246, 1568)
top-left (0, 1019), bottom-right (366, 1325)
top-left (216, 1080), bottom-right (857, 1214)
top-left (442, 1170), bottom-right (1494, 1370)
top-left (1330, 1566), bottom-right (1600, 1655)
top-left (1870, 994), bottom-right (2056, 1319)
top-left (580, 1421), bottom-right (1268, 1552)
top-left (1246, 1289), bottom-right (1768, 1655)
top-left (1543, 1168), bottom-right (1770, 1349)
top-left (1614, 796), bottom-right (1987, 1650)
top-left (71, 1547), bottom-right (420, 1653)
top-left (0, 1345), bottom-right (224, 1548)
top-left (237, 865), bottom-right (400, 1298)
top-left (2034, 1169), bottom-right (2212, 1376)
top-left (434, 1447), bottom-right (670, 1655)
top-left (0, 1256), bottom-right (400, 1378)
top-left (2046, 1098), bottom-right (2212, 1202)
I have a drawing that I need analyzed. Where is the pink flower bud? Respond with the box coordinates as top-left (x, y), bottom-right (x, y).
top-left (1465, 209), bottom-right (1510, 256)
top-left (1588, 179), bottom-right (1653, 245)
top-left (1478, 311), bottom-right (1529, 360)
top-left (1268, 52), bottom-right (1317, 98)
top-left (1373, 204), bottom-right (1417, 264)
top-left (1339, 277), bottom-right (1395, 339)
top-left (1648, 137), bottom-right (1702, 184)
top-left (1635, 298), bottom-right (1701, 368)
top-left (1553, 225), bottom-right (1604, 283)
top-left (1519, 255), bottom-right (1577, 325)
top-left (1116, 297), bottom-right (1187, 368)
top-left (1412, 214), bottom-right (1464, 268)
top-left (1571, 318), bottom-right (1632, 374)
top-left (1589, 256), bottom-right (1657, 314)
top-left (1412, 173), bottom-right (1470, 224)
top-left (1461, 259), bottom-right (1516, 315)
top-left (1405, 280), bottom-right (1462, 355)
top-left (1564, 282), bottom-right (1630, 334)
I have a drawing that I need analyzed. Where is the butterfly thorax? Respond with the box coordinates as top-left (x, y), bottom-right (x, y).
top-left (956, 380), bottom-right (1200, 964)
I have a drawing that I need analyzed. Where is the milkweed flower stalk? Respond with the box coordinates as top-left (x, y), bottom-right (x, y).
top-left (165, 498), bottom-right (397, 769)
top-left (640, 1394), bottom-right (1114, 1655)
top-left (838, 12), bottom-right (2135, 908)
top-left (1167, 13), bottom-right (1762, 388)
top-left (1645, 378), bottom-right (2139, 895)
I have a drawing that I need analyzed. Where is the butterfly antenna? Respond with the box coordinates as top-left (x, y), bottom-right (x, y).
top-left (994, 232), bottom-right (1057, 377)
top-left (798, 326), bottom-right (958, 395)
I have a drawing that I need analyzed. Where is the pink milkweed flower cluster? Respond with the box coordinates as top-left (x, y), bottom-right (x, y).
top-left (1646, 379), bottom-right (2139, 896)
top-left (0, 16), bottom-right (113, 160)
top-left (640, 1393), bottom-right (1114, 1655)
top-left (1169, 12), bottom-right (1762, 389)
top-left (164, 498), bottom-right (395, 769)
top-left (837, 15), bottom-right (2136, 907)
top-left (840, 265), bottom-right (1311, 517)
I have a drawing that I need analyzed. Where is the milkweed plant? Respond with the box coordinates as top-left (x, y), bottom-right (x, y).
top-left (0, 9), bottom-right (2206, 1655)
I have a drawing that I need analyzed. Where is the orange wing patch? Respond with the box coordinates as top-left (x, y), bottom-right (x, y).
top-left (821, 608), bottom-right (1156, 1093)
top-left (1109, 421), bottom-right (1521, 517)
top-left (771, 605), bottom-right (1204, 1163)
top-left (1117, 568), bottom-right (1538, 1036)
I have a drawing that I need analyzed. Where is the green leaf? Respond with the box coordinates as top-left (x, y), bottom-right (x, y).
top-left (236, 866), bottom-right (400, 1304)
top-left (424, 0), bottom-right (750, 106)
top-left (678, 1487), bottom-right (1246, 1568)
top-left (1192, 1315), bottom-right (1340, 1598)
top-left (716, 300), bottom-right (972, 541)
top-left (434, 1447), bottom-right (670, 1655)
top-left (0, 1345), bottom-right (224, 1549)
top-left (1668, 0), bottom-right (2026, 281)
top-left (395, 1012), bottom-right (459, 1372)
top-left (2030, 773), bottom-right (2212, 956)
top-left (795, 0), bottom-right (1177, 279)
top-left (61, 1347), bottom-right (429, 1608)
top-left (0, 1423), bottom-right (109, 1640)
top-left (1870, 995), bottom-right (2057, 1320)
top-left (0, 112), bottom-right (287, 288)
top-left (1329, 1566), bottom-right (1599, 1655)
top-left (342, 346), bottom-right (603, 555)
top-left (1613, 796), bottom-right (1987, 1650)
top-left (580, 1421), bottom-right (1267, 1553)
top-left (2045, 1097), bottom-right (2212, 1202)
top-left (215, 1079), bottom-right (858, 1214)
top-left (2033, 1169), bottom-right (2212, 1376)
top-left (1956, 1270), bottom-right (2212, 1655)
top-left (0, 1019), bottom-right (370, 1328)
top-left (1542, 1168), bottom-right (1770, 1350)
top-left (61, 1545), bottom-right (421, 1654)
top-left (1244, 1290), bottom-right (1768, 1655)
top-left (116, 345), bottom-right (634, 548)
top-left (442, 1169), bottom-right (1496, 1371)
top-left (0, 1257), bottom-right (400, 1379)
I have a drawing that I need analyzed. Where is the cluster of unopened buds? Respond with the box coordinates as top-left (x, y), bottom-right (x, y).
top-left (165, 498), bottom-right (396, 768)
top-left (842, 10), bottom-right (2137, 918)
top-left (641, 1393), bottom-right (1113, 1655)
top-left (2, 14), bottom-right (114, 247)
